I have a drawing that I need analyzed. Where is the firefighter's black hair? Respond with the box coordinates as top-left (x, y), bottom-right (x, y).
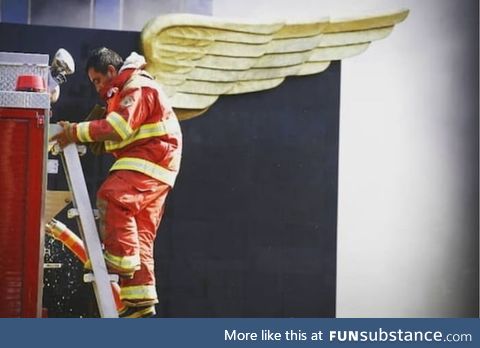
top-left (85, 47), bottom-right (123, 74)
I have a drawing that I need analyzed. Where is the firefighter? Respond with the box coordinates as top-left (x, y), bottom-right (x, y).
top-left (50, 47), bottom-right (182, 318)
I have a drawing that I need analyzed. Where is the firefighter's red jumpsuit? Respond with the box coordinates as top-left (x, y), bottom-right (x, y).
top-left (73, 67), bottom-right (182, 308)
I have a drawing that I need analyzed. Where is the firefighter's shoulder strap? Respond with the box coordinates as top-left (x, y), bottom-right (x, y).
top-left (123, 71), bottom-right (173, 109)
top-left (124, 71), bottom-right (159, 91)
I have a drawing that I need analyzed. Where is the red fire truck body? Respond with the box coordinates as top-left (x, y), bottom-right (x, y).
top-left (0, 52), bottom-right (50, 317)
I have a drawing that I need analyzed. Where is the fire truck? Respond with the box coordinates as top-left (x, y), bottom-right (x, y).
top-left (0, 51), bottom-right (52, 317)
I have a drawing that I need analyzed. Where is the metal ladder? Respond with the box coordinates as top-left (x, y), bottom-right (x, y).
top-left (49, 124), bottom-right (118, 318)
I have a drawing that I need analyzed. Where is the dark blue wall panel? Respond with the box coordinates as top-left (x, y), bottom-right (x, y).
top-left (158, 67), bottom-right (340, 317)
top-left (1, 0), bottom-right (28, 24)
top-left (30, 0), bottom-right (91, 28)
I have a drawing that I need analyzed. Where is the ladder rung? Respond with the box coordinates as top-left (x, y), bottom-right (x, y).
top-left (83, 273), bottom-right (119, 283)
top-left (67, 208), bottom-right (100, 220)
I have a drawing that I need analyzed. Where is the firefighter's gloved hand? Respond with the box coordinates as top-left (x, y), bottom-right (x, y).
top-left (50, 121), bottom-right (78, 148)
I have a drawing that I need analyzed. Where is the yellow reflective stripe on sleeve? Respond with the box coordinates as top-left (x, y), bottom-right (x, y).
top-left (120, 285), bottom-right (157, 300)
top-left (104, 250), bottom-right (140, 271)
top-left (76, 122), bottom-right (93, 142)
top-left (110, 157), bottom-right (177, 187)
top-left (106, 112), bottom-right (134, 140)
top-left (105, 140), bottom-right (119, 152)
top-left (104, 118), bottom-right (181, 152)
top-left (104, 122), bottom-right (166, 151)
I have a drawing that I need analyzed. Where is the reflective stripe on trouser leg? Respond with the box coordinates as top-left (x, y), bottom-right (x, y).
top-left (120, 285), bottom-right (158, 306)
top-left (96, 171), bottom-right (141, 274)
top-left (120, 178), bottom-right (170, 305)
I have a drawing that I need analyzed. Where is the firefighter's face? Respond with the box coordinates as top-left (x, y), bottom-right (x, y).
top-left (88, 65), bottom-right (118, 94)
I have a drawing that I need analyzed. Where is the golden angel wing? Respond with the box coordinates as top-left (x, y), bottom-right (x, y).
top-left (141, 9), bottom-right (409, 120)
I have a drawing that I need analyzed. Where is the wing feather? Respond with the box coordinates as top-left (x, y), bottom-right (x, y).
top-left (309, 43), bottom-right (370, 62)
top-left (141, 9), bottom-right (409, 118)
top-left (318, 27), bottom-right (394, 47)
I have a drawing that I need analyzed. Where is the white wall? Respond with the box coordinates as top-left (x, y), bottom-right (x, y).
top-left (214, 0), bottom-right (479, 317)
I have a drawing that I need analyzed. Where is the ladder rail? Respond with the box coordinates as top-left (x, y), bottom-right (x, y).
top-left (50, 124), bottom-right (118, 318)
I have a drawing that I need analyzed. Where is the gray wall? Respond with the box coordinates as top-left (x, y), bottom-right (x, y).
top-left (214, 0), bottom-right (479, 317)
top-left (122, 0), bottom-right (212, 31)
top-left (0, 0), bottom-right (212, 30)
